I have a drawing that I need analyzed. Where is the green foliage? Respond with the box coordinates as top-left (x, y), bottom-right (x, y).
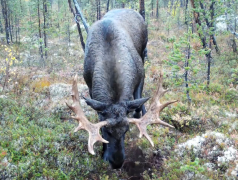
top-left (180, 158), bottom-right (205, 174)
top-left (165, 27), bottom-right (204, 99)
top-left (225, 89), bottom-right (238, 103)
top-left (0, 98), bottom-right (114, 179)
top-left (160, 157), bottom-right (184, 179)
top-left (0, 97), bottom-right (18, 112)
top-left (209, 83), bottom-right (225, 95)
top-left (228, 67), bottom-right (238, 86)
top-left (0, 45), bottom-right (22, 89)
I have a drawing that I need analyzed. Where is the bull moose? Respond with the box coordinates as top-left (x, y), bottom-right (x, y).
top-left (66, 9), bottom-right (177, 169)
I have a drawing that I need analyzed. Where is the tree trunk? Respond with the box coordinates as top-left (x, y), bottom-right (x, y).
top-left (156, 0), bottom-right (159, 19)
top-left (190, 0), bottom-right (212, 88)
top-left (20, 0), bottom-right (23, 12)
top-left (38, 0), bottom-right (44, 66)
top-left (96, 0), bottom-right (101, 20)
top-left (139, 0), bottom-right (145, 20)
top-left (0, 12), bottom-right (3, 33)
top-left (151, 0), bottom-right (154, 17)
top-left (112, 0), bottom-right (114, 9)
top-left (8, 13), bottom-right (12, 43)
top-left (233, 4), bottom-right (237, 53)
top-left (98, 0), bottom-right (101, 19)
top-left (106, 0), bottom-right (110, 12)
top-left (67, 18), bottom-right (70, 46)
top-left (185, 25), bottom-right (191, 104)
top-left (10, 11), bottom-right (13, 42)
top-left (96, 0), bottom-right (98, 20)
top-left (43, 0), bottom-right (48, 58)
top-left (200, 2), bottom-right (220, 54)
top-left (15, 15), bottom-right (17, 43)
top-left (68, 0), bottom-right (85, 51)
top-left (139, 0), bottom-right (147, 58)
top-left (72, 0), bottom-right (89, 33)
top-left (1, 0), bottom-right (10, 44)
top-left (185, 0), bottom-right (188, 24)
top-left (17, 12), bottom-right (20, 43)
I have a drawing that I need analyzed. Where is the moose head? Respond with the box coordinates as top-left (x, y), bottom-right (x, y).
top-left (66, 73), bottom-right (177, 169)
top-left (83, 95), bottom-right (149, 168)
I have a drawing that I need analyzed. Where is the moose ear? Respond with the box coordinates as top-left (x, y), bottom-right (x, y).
top-left (126, 97), bottom-right (150, 112)
top-left (83, 97), bottom-right (107, 112)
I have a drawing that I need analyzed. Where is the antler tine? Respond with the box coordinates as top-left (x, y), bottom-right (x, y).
top-left (71, 75), bottom-right (80, 102)
top-left (151, 72), bottom-right (167, 102)
top-left (66, 75), bottom-right (108, 155)
top-left (128, 71), bottom-right (177, 147)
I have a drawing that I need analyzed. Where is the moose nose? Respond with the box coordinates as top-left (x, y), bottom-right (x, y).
top-left (103, 148), bottom-right (125, 169)
top-left (108, 155), bottom-right (125, 169)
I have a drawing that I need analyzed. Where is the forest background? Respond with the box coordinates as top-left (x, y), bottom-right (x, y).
top-left (0, 0), bottom-right (238, 179)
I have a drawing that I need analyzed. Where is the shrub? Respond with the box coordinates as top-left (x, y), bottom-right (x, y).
top-left (30, 77), bottom-right (51, 93)
top-left (209, 83), bottom-right (224, 95)
top-left (225, 89), bottom-right (238, 103)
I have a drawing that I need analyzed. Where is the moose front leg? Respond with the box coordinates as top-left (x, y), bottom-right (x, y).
top-left (133, 79), bottom-right (146, 118)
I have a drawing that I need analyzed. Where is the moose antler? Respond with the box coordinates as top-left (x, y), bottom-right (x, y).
top-left (128, 72), bottom-right (177, 147)
top-left (66, 75), bottom-right (108, 155)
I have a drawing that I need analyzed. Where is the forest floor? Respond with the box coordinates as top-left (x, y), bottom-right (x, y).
top-left (0, 19), bottom-right (238, 180)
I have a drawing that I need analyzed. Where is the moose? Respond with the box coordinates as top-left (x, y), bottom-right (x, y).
top-left (66, 9), bottom-right (177, 169)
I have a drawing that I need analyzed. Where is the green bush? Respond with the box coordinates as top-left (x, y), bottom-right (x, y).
top-left (209, 83), bottom-right (224, 95)
top-left (225, 89), bottom-right (238, 103)
top-left (0, 97), bottom-right (18, 112)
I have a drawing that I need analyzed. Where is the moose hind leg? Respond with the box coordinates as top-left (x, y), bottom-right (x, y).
top-left (133, 80), bottom-right (146, 118)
